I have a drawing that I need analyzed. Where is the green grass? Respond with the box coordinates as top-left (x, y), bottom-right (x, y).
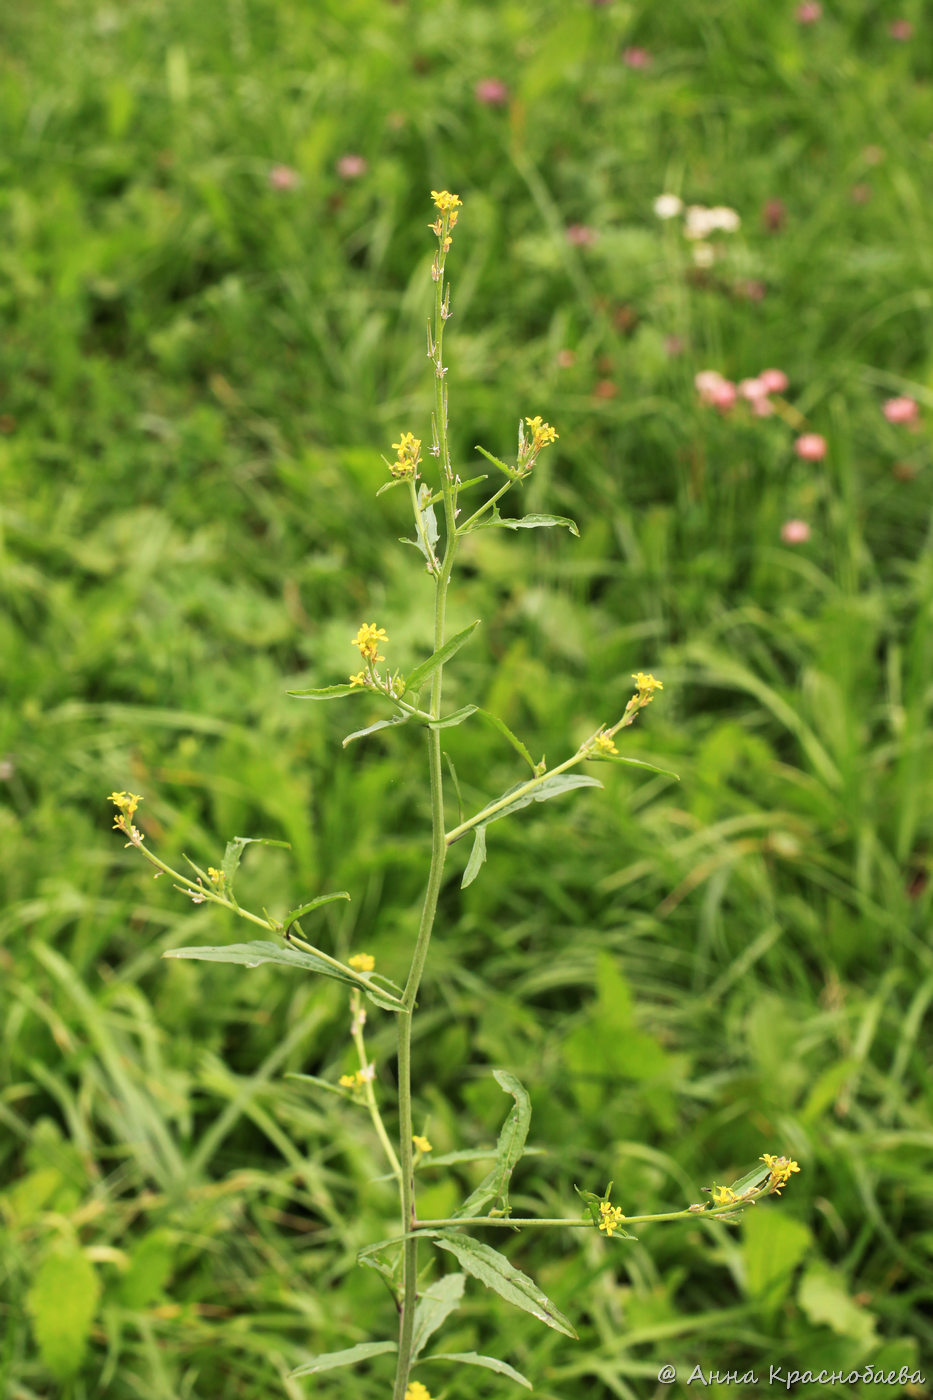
top-left (2, 0), bottom-right (932, 1396)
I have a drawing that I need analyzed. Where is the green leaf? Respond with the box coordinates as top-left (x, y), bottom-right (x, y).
top-left (475, 708), bottom-right (537, 772)
top-left (480, 511), bottom-right (579, 538)
top-left (798, 1262), bottom-right (878, 1345)
top-left (742, 1208), bottom-right (811, 1304)
top-left (421, 1147), bottom-right (546, 1168)
top-left (287, 682), bottom-right (364, 699)
top-left (411, 1272), bottom-right (466, 1359)
top-left (118, 1230), bottom-right (175, 1309)
top-left (461, 824), bottom-right (487, 889)
top-left (474, 443), bottom-right (516, 478)
top-left (452, 1071), bottom-right (531, 1219)
top-left (589, 752), bottom-right (680, 780)
top-left (27, 1244), bottom-right (101, 1380)
top-left (221, 835), bottom-right (290, 893)
top-left (461, 774), bottom-right (602, 889)
top-left (425, 1352), bottom-right (532, 1389)
top-left (342, 713), bottom-right (409, 748)
top-left (427, 704), bottom-right (478, 730)
top-left (433, 1233), bottom-right (577, 1339)
top-left (424, 473), bottom-right (488, 507)
top-left (405, 621), bottom-right (481, 693)
top-left (163, 939), bottom-right (358, 989)
top-left (284, 1072), bottom-right (348, 1098)
top-left (289, 1340), bottom-right (398, 1378)
top-left (282, 891), bottom-right (350, 934)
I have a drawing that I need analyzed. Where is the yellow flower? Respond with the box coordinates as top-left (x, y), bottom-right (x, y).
top-left (207, 867), bottom-right (225, 886)
top-left (412, 1134), bottom-right (433, 1154)
top-left (390, 431), bottom-right (421, 479)
top-left (405, 1383), bottom-right (433, 1400)
top-left (525, 415), bottom-right (559, 451)
top-left (349, 671), bottom-right (368, 687)
top-left (710, 1185), bottom-right (737, 1207)
top-left (339, 1072), bottom-right (361, 1090)
top-left (632, 672), bottom-right (663, 695)
top-left (597, 1200), bottom-right (626, 1237)
top-left (108, 791), bottom-right (142, 821)
top-left (431, 190), bottom-right (462, 213)
top-left (593, 731), bottom-right (618, 756)
top-left (760, 1154), bottom-right (801, 1194)
top-left (348, 953), bottom-right (375, 972)
top-left (352, 622), bottom-right (388, 664)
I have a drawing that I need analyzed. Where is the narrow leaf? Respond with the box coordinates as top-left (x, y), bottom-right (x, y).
top-left (376, 477), bottom-right (406, 497)
top-left (484, 773), bottom-right (603, 828)
top-left (591, 753), bottom-right (680, 780)
top-left (221, 835), bottom-right (290, 892)
top-left (424, 473), bottom-right (488, 507)
top-left (27, 1246), bottom-right (100, 1381)
top-left (461, 825), bottom-right (487, 890)
top-left (433, 1233), bottom-right (578, 1339)
top-left (428, 704), bottom-right (477, 730)
top-left (163, 939), bottom-right (358, 988)
top-left (474, 444), bottom-right (517, 477)
top-left (453, 1072), bottom-right (531, 1219)
top-left (480, 511), bottom-right (579, 538)
top-left (426, 1352), bottom-right (532, 1389)
top-left (411, 1273), bottom-right (466, 1359)
top-left (287, 683), bottom-right (364, 700)
top-left (406, 621), bottom-right (480, 693)
top-left (475, 708), bottom-right (537, 772)
top-left (284, 1072), bottom-right (347, 1098)
top-left (342, 714), bottom-right (409, 748)
top-left (289, 1340), bottom-right (397, 1378)
top-left (420, 1147), bottom-right (545, 1168)
top-left (282, 891), bottom-right (350, 934)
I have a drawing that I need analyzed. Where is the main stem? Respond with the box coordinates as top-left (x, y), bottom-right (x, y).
top-left (392, 212), bottom-right (459, 1400)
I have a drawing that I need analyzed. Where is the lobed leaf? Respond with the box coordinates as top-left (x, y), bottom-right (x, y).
top-left (433, 1233), bottom-right (578, 1339)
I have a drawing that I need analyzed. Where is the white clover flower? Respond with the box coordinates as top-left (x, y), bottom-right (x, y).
top-left (707, 205), bottom-right (741, 233)
top-left (653, 193), bottom-right (683, 220)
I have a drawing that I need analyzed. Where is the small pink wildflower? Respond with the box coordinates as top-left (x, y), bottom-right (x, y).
top-left (795, 433), bottom-right (827, 461)
top-left (566, 224), bottom-right (598, 247)
top-left (474, 77), bottom-right (508, 105)
top-left (752, 396), bottom-right (774, 417)
top-left (336, 154), bottom-right (368, 180)
top-left (796, 1), bottom-right (822, 21)
top-left (695, 370), bottom-right (737, 412)
top-left (883, 395), bottom-right (919, 424)
top-left (781, 519), bottom-right (812, 544)
top-left (556, 349), bottom-right (576, 368)
top-left (268, 164), bottom-right (299, 191)
top-left (889, 18), bottom-right (913, 40)
top-left (622, 47), bottom-right (652, 68)
top-left (759, 368), bottom-right (789, 394)
top-left (739, 377), bottom-right (769, 402)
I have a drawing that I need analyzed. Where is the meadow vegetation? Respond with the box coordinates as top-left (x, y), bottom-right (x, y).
top-left (1, 1), bottom-right (932, 1397)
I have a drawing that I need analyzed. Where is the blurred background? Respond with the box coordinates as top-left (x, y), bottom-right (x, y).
top-left (1, 0), bottom-right (932, 1395)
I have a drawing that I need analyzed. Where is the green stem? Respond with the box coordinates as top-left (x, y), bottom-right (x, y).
top-left (350, 991), bottom-right (402, 1180)
top-left (457, 479), bottom-right (512, 535)
top-left (392, 209), bottom-right (460, 1400)
top-left (444, 746), bottom-right (590, 845)
top-left (415, 1204), bottom-right (755, 1229)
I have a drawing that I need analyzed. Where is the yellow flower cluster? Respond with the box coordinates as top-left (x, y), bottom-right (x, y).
top-left (108, 791), bottom-right (145, 847)
top-left (760, 1153), bottom-right (801, 1195)
top-left (405, 1383), bottom-right (433, 1400)
top-left (525, 415), bottom-right (558, 452)
top-left (348, 953), bottom-right (375, 972)
top-left (351, 622), bottom-right (388, 665)
top-left (207, 866), bottom-right (225, 886)
top-left (592, 731), bottom-right (619, 756)
top-left (710, 1185), bottom-right (737, 1207)
top-left (430, 190), bottom-right (462, 251)
top-left (597, 1201), bottom-right (626, 1237)
top-left (390, 431), bottom-right (421, 479)
top-left (632, 672), bottom-right (663, 696)
top-left (412, 1134), bottom-right (433, 1154)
